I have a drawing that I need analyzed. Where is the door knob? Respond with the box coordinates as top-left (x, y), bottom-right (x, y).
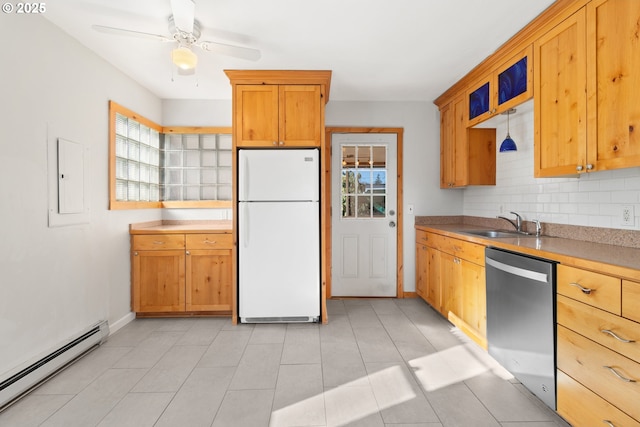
top-left (389, 221), bottom-right (396, 228)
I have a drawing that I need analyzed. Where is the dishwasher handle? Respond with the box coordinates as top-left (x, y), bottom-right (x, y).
top-left (486, 256), bottom-right (549, 283)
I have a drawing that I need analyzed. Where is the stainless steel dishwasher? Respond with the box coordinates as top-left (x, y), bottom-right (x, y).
top-left (485, 247), bottom-right (557, 410)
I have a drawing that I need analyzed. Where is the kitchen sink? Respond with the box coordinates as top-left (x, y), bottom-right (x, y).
top-left (462, 229), bottom-right (537, 238)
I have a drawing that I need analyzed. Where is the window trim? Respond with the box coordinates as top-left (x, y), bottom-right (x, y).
top-left (108, 101), bottom-right (233, 210)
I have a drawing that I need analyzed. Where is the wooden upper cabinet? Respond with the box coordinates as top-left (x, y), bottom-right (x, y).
top-left (467, 46), bottom-right (533, 127)
top-left (226, 70), bottom-right (331, 148)
top-left (235, 84), bottom-right (322, 147)
top-left (235, 85), bottom-right (279, 147)
top-left (534, 7), bottom-right (587, 177)
top-left (440, 94), bottom-right (496, 188)
top-left (535, 0), bottom-right (640, 177)
top-left (586, 0), bottom-right (640, 173)
top-left (279, 85), bottom-right (323, 146)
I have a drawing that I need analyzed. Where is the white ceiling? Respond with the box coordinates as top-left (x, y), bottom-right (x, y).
top-left (44, 0), bottom-right (555, 102)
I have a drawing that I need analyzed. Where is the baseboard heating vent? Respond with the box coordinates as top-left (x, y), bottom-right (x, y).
top-left (0, 320), bottom-right (109, 411)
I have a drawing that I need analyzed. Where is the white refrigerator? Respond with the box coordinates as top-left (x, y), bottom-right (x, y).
top-left (238, 149), bottom-right (320, 323)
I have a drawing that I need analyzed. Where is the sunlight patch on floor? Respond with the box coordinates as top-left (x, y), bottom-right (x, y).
top-left (410, 341), bottom-right (513, 392)
top-left (270, 365), bottom-right (415, 426)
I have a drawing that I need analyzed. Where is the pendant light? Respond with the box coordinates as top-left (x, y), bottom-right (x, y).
top-left (499, 108), bottom-right (517, 152)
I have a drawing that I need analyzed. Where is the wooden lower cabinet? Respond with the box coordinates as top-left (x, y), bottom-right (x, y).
top-left (557, 263), bottom-right (640, 425)
top-left (132, 232), bottom-right (233, 315)
top-left (415, 243), bottom-right (428, 300)
top-left (557, 370), bottom-right (640, 427)
top-left (186, 249), bottom-right (232, 311)
top-left (425, 246), bottom-right (441, 311)
top-left (133, 249), bottom-right (185, 313)
top-left (415, 228), bottom-right (486, 348)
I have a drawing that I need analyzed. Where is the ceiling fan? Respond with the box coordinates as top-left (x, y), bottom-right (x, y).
top-left (92, 0), bottom-right (261, 74)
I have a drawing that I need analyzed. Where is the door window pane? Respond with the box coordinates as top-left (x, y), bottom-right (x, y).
top-left (341, 144), bottom-right (388, 219)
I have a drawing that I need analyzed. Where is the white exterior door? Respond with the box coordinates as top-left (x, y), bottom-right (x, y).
top-left (331, 133), bottom-right (397, 297)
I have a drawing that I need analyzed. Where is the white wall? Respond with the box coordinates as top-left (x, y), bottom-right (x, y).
top-left (465, 100), bottom-right (640, 230)
top-left (0, 16), bottom-right (162, 377)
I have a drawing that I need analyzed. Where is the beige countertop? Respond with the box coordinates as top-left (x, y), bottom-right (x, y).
top-left (417, 222), bottom-right (640, 282)
top-left (129, 220), bottom-right (233, 235)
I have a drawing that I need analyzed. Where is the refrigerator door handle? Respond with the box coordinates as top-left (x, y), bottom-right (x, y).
top-left (242, 203), bottom-right (249, 248)
top-left (241, 153), bottom-right (249, 200)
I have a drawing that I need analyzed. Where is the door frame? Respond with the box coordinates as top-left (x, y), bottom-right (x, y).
top-left (324, 127), bottom-right (404, 300)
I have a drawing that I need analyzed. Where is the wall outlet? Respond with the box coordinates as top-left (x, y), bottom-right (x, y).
top-left (621, 205), bottom-right (635, 226)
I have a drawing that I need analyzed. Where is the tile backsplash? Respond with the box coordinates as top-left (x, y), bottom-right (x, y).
top-left (464, 101), bottom-right (640, 231)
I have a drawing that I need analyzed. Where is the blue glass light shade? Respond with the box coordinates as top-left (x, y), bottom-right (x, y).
top-left (499, 134), bottom-right (517, 152)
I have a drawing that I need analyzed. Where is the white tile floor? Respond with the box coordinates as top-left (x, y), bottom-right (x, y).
top-left (0, 298), bottom-right (571, 427)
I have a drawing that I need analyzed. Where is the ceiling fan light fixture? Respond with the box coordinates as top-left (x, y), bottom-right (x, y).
top-left (171, 45), bottom-right (197, 70)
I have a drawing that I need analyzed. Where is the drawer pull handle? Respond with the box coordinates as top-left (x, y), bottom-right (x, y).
top-left (601, 329), bottom-right (635, 343)
top-left (153, 241), bottom-right (165, 245)
top-left (603, 421), bottom-right (615, 427)
top-left (603, 366), bottom-right (636, 382)
top-left (204, 240), bottom-right (217, 244)
top-left (569, 282), bottom-right (593, 295)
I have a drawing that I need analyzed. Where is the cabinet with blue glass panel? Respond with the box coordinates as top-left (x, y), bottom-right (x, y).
top-left (467, 46), bottom-right (533, 127)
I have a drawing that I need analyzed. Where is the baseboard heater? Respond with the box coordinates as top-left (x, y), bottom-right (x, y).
top-left (0, 320), bottom-right (109, 411)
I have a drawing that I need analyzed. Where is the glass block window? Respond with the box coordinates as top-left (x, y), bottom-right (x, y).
top-left (161, 133), bottom-right (233, 201)
top-left (114, 113), bottom-right (161, 202)
top-left (109, 101), bottom-right (233, 209)
top-left (340, 145), bottom-right (387, 219)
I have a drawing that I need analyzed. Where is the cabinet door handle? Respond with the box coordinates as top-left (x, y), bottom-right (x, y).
top-left (576, 165), bottom-right (584, 172)
top-left (603, 366), bottom-right (636, 382)
top-left (134, 252), bottom-right (138, 256)
top-left (602, 421), bottom-right (615, 427)
top-left (569, 282), bottom-right (593, 295)
top-left (586, 164), bottom-right (594, 170)
top-left (601, 329), bottom-right (635, 343)
top-left (186, 251), bottom-right (190, 255)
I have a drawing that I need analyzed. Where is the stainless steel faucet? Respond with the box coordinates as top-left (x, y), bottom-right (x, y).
top-left (498, 211), bottom-right (523, 232)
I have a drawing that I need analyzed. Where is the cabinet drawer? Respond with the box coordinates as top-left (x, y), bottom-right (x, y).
top-left (558, 295), bottom-right (640, 364)
top-left (557, 370), bottom-right (640, 427)
top-left (558, 325), bottom-right (640, 421)
top-left (623, 280), bottom-right (640, 324)
top-left (415, 229), bottom-right (430, 245)
top-left (441, 238), bottom-right (485, 265)
top-left (133, 234), bottom-right (185, 250)
top-left (557, 265), bottom-right (621, 314)
top-left (186, 233), bottom-right (233, 250)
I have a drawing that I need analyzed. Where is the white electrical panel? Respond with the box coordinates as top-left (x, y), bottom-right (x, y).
top-left (58, 138), bottom-right (85, 214)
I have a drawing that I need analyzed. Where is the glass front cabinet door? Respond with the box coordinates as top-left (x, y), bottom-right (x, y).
top-left (467, 45), bottom-right (533, 127)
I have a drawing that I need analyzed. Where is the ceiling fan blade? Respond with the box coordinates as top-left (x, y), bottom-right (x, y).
top-left (197, 40), bottom-right (261, 61)
top-left (92, 25), bottom-right (173, 42)
top-left (170, 0), bottom-right (195, 33)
